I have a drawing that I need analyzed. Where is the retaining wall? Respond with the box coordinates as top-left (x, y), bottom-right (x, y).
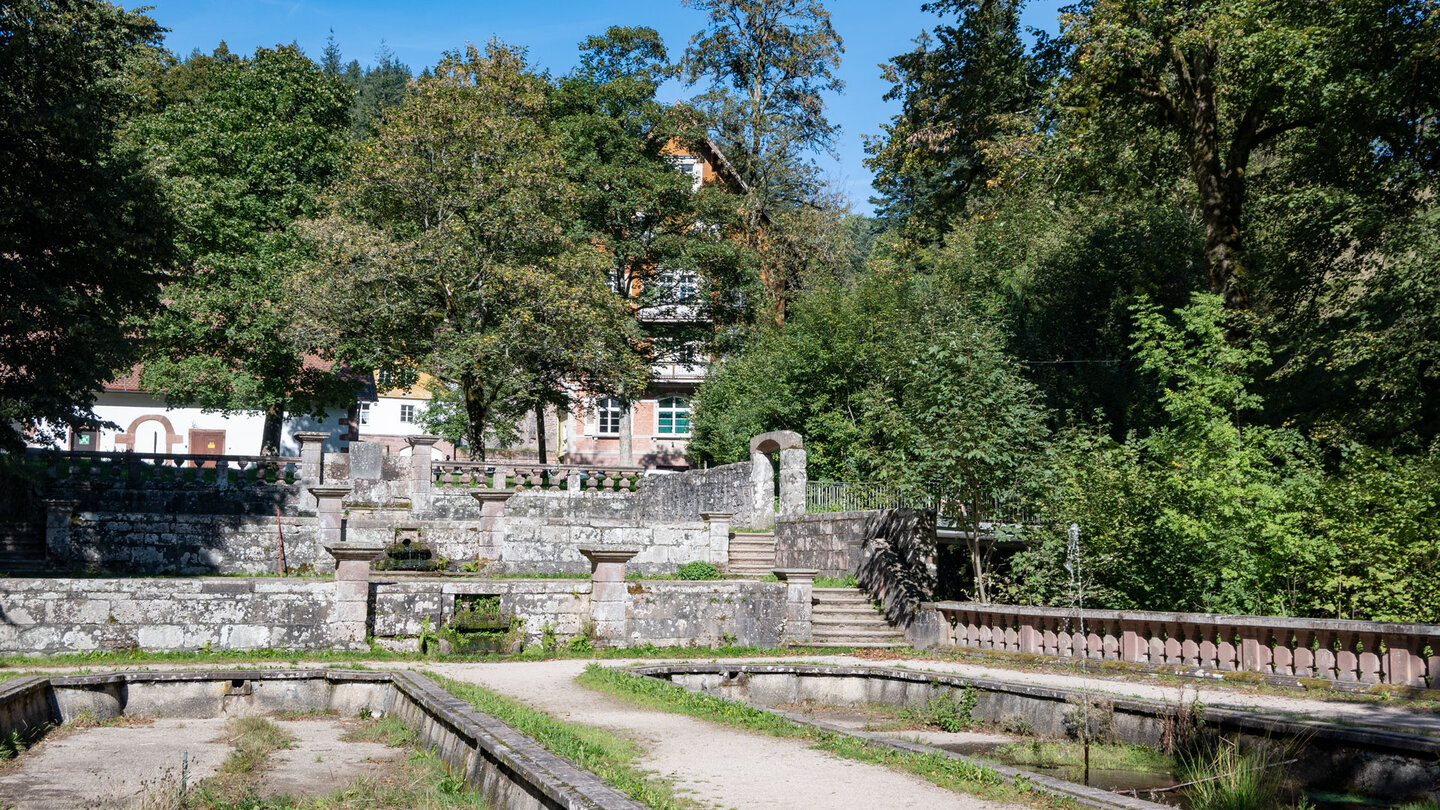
top-left (0, 577), bottom-right (335, 655)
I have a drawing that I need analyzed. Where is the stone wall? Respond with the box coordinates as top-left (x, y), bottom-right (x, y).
top-left (625, 580), bottom-right (786, 648)
top-left (0, 577), bottom-right (335, 655)
top-left (35, 459), bottom-right (754, 578)
top-left (776, 508), bottom-right (936, 627)
top-left (370, 577), bottom-right (787, 649)
top-left (372, 578), bottom-right (593, 645)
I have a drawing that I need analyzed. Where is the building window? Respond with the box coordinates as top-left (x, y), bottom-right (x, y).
top-left (377, 369), bottom-right (418, 389)
top-left (357, 402), bottom-right (371, 425)
top-left (596, 397), bottom-right (622, 436)
top-left (657, 396), bottom-right (690, 435)
top-left (399, 404), bottom-right (417, 424)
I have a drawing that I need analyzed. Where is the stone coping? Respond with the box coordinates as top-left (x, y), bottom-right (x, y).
top-left (928, 601), bottom-right (1440, 636)
top-left (627, 662), bottom-right (1164, 810)
top-left (0, 669), bottom-right (645, 810)
top-left (628, 662), bottom-right (1440, 757)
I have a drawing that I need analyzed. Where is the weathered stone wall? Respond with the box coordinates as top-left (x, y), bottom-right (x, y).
top-left (0, 577), bottom-right (335, 655)
top-left (625, 580), bottom-right (786, 648)
top-left (59, 512), bottom-right (328, 575)
top-left (37, 461), bottom-right (754, 578)
top-left (372, 578), bottom-right (592, 645)
top-left (369, 577), bottom-right (787, 649)
top-left (776, 508), bottom-right (936, 627)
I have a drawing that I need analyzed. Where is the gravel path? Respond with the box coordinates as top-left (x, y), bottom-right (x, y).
top-left (428, 659), bottom-right (1028, 810)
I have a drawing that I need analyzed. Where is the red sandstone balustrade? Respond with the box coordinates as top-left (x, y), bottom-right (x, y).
top-left (929, 602), bottom-right (1439, 689)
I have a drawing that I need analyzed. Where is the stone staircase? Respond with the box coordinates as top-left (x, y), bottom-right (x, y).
top-left (0, 522), bottom-right (46, 574)
top-left (809, 587), bottom-right (908, 648)
top-left (727, 531), bottom-right (776, 577)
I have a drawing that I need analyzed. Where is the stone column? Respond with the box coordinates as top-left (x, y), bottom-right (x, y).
top-left (773, 568), bottom-right (817, 645)
top-left (579, 546), bottom-right (640, 648)
top-left (325, 542), bottom-right (382, 650)
top-left (778, 446), bottom-right (807, 519)
top-left (750, 450), bottom-right (775, 531)
top-left (310, 486), bottom-right (350, 554)
top-left (469, 489), bottom-right (512, 566)
top-left (295, 431), bottom-right (330, 511)
top-left (43, 499), bottom-right (79, 568)
top-left (701, 512), bottom-right (733, 568)
top-left (405, 435), bottom-right (439, 512)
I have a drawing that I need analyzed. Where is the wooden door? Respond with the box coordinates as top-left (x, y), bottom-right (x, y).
top-left (189, 429), bottom-right (225, 467)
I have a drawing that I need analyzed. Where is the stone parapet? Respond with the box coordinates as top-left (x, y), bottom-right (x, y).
top-left (926, 601), bottom-right (1440, 690)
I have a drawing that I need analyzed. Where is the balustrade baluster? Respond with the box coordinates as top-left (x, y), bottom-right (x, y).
top-left (1216, 626), bottom-right (1238, 671)
top-left (1292, 630), bottom-right (1315, 678)
top-left (1357, 632), bottom-right (1381, 684)
top-left (1335, 632), bottom-right (1360, 682)
top-left (1041, 619), bottom-right (1058, 657)
top-left (1179, 623), bottom-right (1200, 667)
top-left (1163, 622), bottom-right (1183, 667)
top-left (1271, 631), bottom-right (1294, 677)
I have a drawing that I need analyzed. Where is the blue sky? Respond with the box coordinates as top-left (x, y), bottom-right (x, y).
top-left (147, 0), bottom-right (1067, 214)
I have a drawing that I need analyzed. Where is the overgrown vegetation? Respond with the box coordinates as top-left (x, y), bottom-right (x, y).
top-left (576, 665), bottom-right (1070, 807)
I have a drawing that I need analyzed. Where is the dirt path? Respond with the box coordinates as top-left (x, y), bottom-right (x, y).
top-left (428, 659), bottom-right (1027, 810)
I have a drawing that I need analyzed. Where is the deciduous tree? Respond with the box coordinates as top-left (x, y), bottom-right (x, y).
top-left (301, 42), bottom-right (645, 458)
top-left (0, 0), bottom-right (174, 451)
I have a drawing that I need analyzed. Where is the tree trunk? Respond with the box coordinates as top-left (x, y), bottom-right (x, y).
top-left (260, 402), bottom-right (284, 456)
top-left (1181, 46), bottom-right (1250, 309)
top-left (534, 401), bottom-right (547, 466)
top-left (462, 378), bottom-right (489, 462)
top-left (618, 399), bottom-right (633, 466)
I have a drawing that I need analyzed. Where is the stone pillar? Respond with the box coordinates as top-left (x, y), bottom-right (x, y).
top-left (295, 431), bottom-right (330, 511)
top-left (405, 435), bottom-right (439, 512)
top-left (778, 447), bottom-right (807, 519)
top-left (750, 451), bottom-right (775, 531)
top-left (774, 568), bottom-right (816, 645)
top-left (701, 512), bottom-right (733, 568)
top-left (579, 546), bottom-right (640, 648)
top-left (469, 489), bottom-right (512, 565)
top-left (325, 542), bottom-right (382, 650)
top-left (43, 499), bottom-right (78, 567)
top-left (310, 486), bottom-right (350, 552)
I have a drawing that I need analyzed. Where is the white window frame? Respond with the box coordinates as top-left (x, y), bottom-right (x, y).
top-left (357, 402), bottom-right (371, 425)
top-left (595, 397), bottom-right (622, 436)
top-left (656, 396), bottom-right (690, 436)
top-left (399, 403), bottom-right (417, 424)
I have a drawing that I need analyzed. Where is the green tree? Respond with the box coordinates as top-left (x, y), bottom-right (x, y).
top-left (133, 45), bottom-right (357, 454)
top-left (681, 0), bottom-right (845, 320)
top-left (876, 321), bottom-right (1050, 603)
top-left (555, 26), bottom-right (754, 362)
top-left (300, 42), bottom-right (646, 458)
top-left (864, 0), bottom-right (1044, 239)
top-left (0, 0), bottom-right (174, 451)
top-left (1060, 0), bottom-right (1440, 307)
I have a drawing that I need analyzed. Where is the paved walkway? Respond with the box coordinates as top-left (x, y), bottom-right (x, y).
top-left (428, 659), bottom-right (1027, 810)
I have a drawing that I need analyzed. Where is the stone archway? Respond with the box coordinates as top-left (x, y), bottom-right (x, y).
top-left (115, 414), bottom-right (182, 454)
top-left (749, 430), bottom-right (806, 529)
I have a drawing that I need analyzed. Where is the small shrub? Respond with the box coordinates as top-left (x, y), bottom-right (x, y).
top-left (903, 686), bottom-right (976, 732)
top-left (676, 561), bottom-right (723, 580)
top-left (1179, 739), bottom-right (1285, 810)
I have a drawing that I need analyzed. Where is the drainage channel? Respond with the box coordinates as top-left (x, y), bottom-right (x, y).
top-left (629, 662), bottom-right (1440, 810)
top-left (0, 669), bottom-right (643, 810)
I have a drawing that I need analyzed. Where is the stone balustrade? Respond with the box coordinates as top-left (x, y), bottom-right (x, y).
top-left (431, 461), bottom-right (645, 493)
top-left (927, 602), bottom-right (1439, 689)
top-left (35, 449), bottom-right (300, 486)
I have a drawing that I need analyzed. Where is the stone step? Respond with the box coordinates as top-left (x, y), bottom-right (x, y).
top-left (805, 641), bottom-right (909, 649)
